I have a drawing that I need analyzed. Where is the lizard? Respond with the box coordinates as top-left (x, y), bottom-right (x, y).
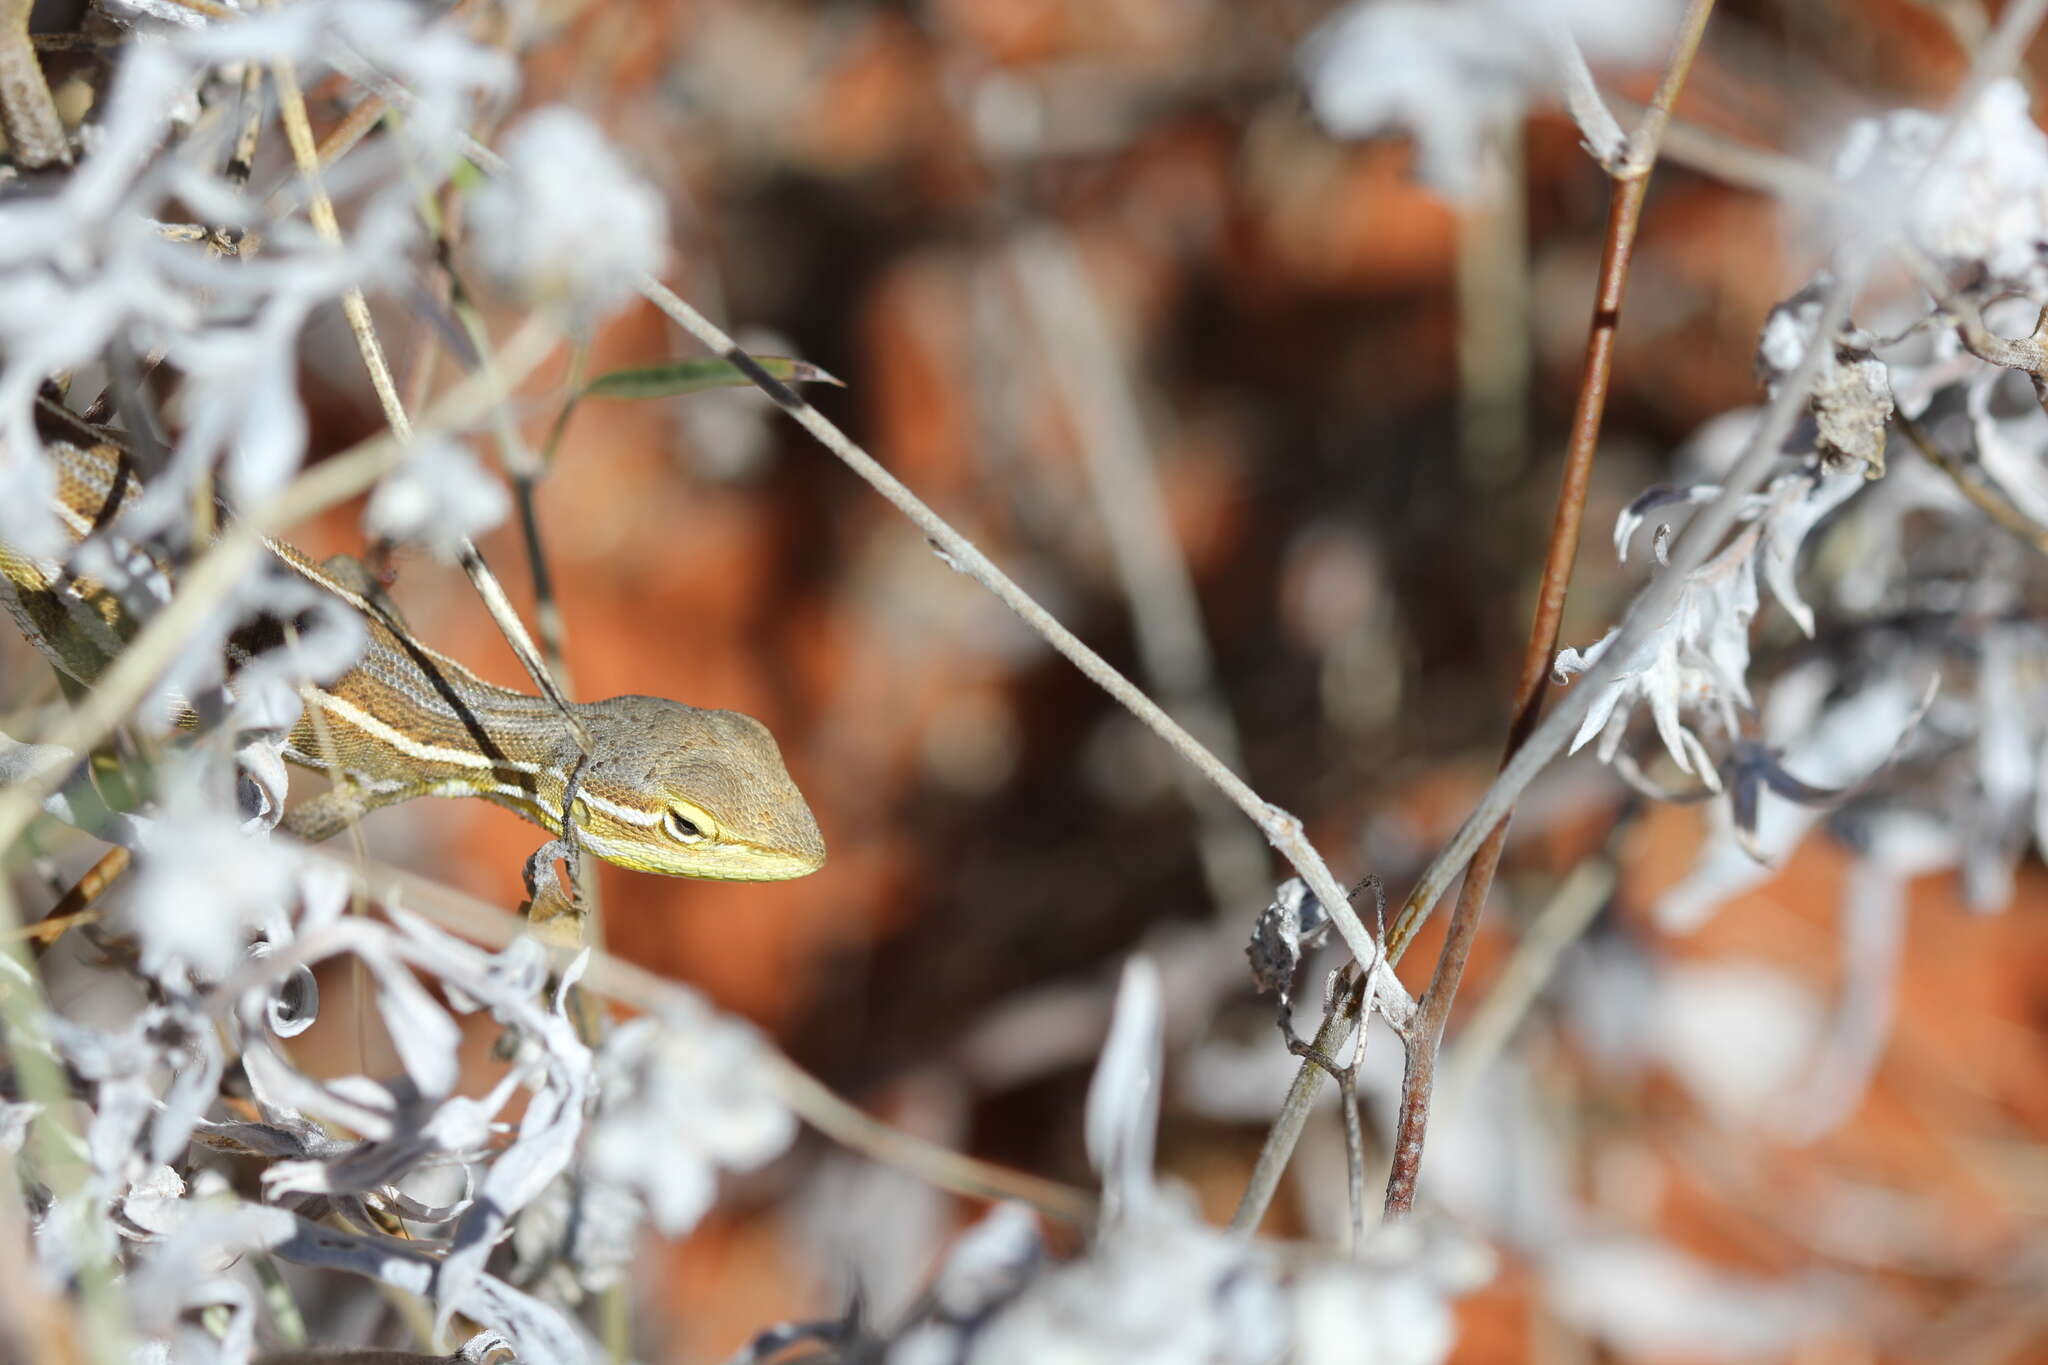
top-left (0, 435), bottom-right (826, 882)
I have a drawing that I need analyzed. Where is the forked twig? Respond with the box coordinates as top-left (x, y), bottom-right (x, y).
top-left (1383, 0), bottom-right (1714, 1220)
top-left (628, 273), bottom-right (1410, 1024)
top-left (1228, 966), bottom-right (1362, 1235)
top-left (1377, 0), bottom-right (2048, 995)
top-left (267, 20), bottom-right (592, 759)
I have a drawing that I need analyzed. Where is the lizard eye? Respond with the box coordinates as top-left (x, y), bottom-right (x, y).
top-left (666, 809), bottom-right (709, 844)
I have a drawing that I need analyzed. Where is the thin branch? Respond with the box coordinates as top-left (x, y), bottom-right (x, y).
top-left (1384, 0), bottom-right (1714, 1221)
top-left (1455, 128), bottom-right (1532, 487)
top-left (1384, 248), bottom-right (1908, 970)
top-left (1896, 240), bottom-right (2048, 423)
top-left (628, 273), bottom-right (1412, 1024)
top-left (254, 1353), bottom-right (466, 1364)
top-left (1547, 0), bottom-right (1712, 179)
top-left (427, 263), bottom-right (609, 948)
top-left (406, 175), bottom-right (578, 708)
top-left (265, 48), bottom-right (406, 436)
top-left (1616, 112), bottom-right (2048, 564)
top-left (267, 36), bottom-right (592, 760)
top-left (1379, 0), bottom-right (2048, 976)
top-left (1259, 968), bottom-right (1373, 1253)
top-left (1894, 409), bottom-right (2048, 558)
top-left (1616, 0), bottom-right (1716, 177)
top-left (259, 0), bottom-right (491, 222)
top-left (1228, 968), bottom-right (1362, 1234)
top-left (1620, 102), bottom-right (1838, 204)
top-left (1339, 1037), bottom-right (1367, 1254)
top-left (13, 846), bottom-right (127, 953)
top-left (518, 343), bottom-right (586, 685)
top-left (1904, 0), bottom-right (1993, 56)
top-left (1359, 0), bottom-right (2048, 1229)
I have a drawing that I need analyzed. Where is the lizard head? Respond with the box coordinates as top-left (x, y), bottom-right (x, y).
top-left (569, 696), bottom-right (826, 880)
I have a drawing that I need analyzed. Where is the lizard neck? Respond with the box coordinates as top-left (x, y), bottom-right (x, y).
top-left (287, 590), bottom-right (586, 809)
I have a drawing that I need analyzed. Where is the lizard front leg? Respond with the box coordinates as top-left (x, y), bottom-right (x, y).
top-left (280, 778), bottom-right (423, 844)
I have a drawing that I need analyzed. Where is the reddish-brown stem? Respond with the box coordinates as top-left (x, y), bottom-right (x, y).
top-left (1382, 0), bottom-right (1715, 1220)
top-left (19, 846), bottom-right (128, 958)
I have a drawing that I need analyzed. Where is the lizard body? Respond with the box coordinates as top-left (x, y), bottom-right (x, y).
top-left (1, 439), bottom-right (825, 881)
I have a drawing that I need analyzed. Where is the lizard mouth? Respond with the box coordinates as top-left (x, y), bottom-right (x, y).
top-left (574, 824), bottom-right (826, 880)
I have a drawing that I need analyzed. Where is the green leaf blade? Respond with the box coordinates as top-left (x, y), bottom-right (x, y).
top-left (581, 355), bottom-right (843, 401)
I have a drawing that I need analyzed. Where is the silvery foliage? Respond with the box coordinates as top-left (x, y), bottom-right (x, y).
top-left (511, 994), bottom-right (798, 1299)
top-left (468, 106), bottom-right (670, 325)
top-left (1548, 77), bottom-right (2048, 933)
top-left (0, 0), bottom-right (513, 558)
top-left (1287, 27), bottom-right (2048, 1346)
top-left (10, 814), bottom-right (799, 1363)
top-left (884, 960), bottom-right (1483, 1365)
top-left (1297, 0), bottom-right (1681, 195)
top-left (0, 5), bottom-right (793, 1362)
top-left (363, 436), bottom-right (513, 562)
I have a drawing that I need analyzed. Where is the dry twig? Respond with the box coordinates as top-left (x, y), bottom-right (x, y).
top-left (1384, 0), bottom-right (1715, 1220)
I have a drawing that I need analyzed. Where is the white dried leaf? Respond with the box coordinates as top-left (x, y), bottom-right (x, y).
top-left (1544, 1236), bottom-right (1839, 1359)
top-left (926, 1195), bottom-right (1289, 1365)
top-left (1560, 467), bottom-right (1863, 785)
top-left (928, 1202), bottom-right (1043, 1319)
top-left (1653, 961), bottom-right (1823, 1126)
top-left (126, 1194), bottom-right (295, 1361)
top-left (1299, 0), bottom-right (1679, 197)
top-left (470, 107), bottom-right (669, 323)
top-left (510, 1174), bottom-right (641, 1295)
top-left (1655, 666), bottom-right (1936, 931)
top-left (117, 1165), bottom-right (188, 1240)
top-left (1291, 1263), bottom-right (1454, 1365)
top-left (124, 768), bottom-right (306, 983)
top-left (1556, 529), bottom-right (1757, 787)
top-left (1753, 472), bottom-right (1860, 636)
top-left (584, 1000), bottom-right (796, 1238)
top-left (1614, 484), bottom-right (1717, 563)
top-left (0, 1100), bottom-right (39, 1154)
top-left (365, 438), bottom-right (512, 562)
top-left (1776, 814), bottom-right (1951, 1143)
top-left (1832, 78), bottom-right (2048, 288)
top-left (1085, 956), bottom-right (1163, 1216)
top-left (274, 1215), bottom-right (596, 1363)
top-left (438, 956), bottom-right (594, 1337)
top-left (170, 305), bottom-right (314, 505)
